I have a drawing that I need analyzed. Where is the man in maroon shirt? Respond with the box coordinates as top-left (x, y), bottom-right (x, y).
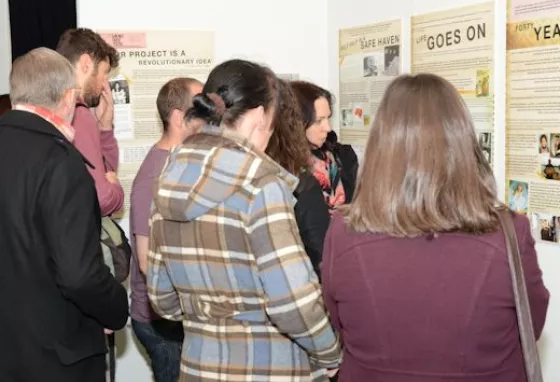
top-left (56, 28), bottom-right (124, 216)
top-left (130, 77), bottom-right (203, 382)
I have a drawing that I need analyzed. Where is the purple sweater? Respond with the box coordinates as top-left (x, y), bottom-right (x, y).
top-left (322, 212), bottom-right (549, 382)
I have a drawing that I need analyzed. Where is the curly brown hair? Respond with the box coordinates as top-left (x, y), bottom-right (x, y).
top-left (266, 79), bottom-right (311, 176)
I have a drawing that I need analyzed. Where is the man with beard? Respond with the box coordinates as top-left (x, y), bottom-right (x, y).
top-left (57, 28), bottom-right (124, 216)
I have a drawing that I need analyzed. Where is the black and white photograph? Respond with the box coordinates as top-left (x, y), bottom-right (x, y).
top-left (384, 45), bottom-right (400, 75)
top-left (363, 56), bottom-right (379, 77)
top-left (110, 79), bottom-right (130, 105)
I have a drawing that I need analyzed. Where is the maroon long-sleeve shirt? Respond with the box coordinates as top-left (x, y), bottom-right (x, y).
top-left (322, 212), bottom-right (549, 382)
top-left (72, 103), bottom-right (124, 216)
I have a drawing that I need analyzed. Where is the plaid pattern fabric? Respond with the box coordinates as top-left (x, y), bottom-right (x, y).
top-left (147, 125), bottom-right (341, 381)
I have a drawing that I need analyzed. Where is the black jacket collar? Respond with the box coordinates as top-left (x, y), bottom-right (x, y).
top-left (0, 110), bottom-right (95, 169)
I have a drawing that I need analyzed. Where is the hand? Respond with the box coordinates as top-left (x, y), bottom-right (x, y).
top-left (105, 171), bottom-right (119, 184)
top-left (94, 82), bottom-right (114, 131)
top-left (104, 328), bottom-right (113, 335)
top-left (327, 368), bottom-right (339, 378)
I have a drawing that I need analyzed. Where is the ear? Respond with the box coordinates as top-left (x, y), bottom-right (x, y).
top-left (77, 53), bottom-right (94, 75)
top-left (169, 109), bottom-right (183, 130)
top-left (56, 88), bottom-right (78, 123)
top-left (255, 105), bottom-right (266, 129)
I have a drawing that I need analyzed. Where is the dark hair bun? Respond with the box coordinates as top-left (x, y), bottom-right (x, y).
top-left (187, 93), bottom-right (221, 125)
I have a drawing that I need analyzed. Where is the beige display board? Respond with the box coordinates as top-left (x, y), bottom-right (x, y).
top-left (506, 0), bottom-right (560, 244)
top-left (338, 19), bottom-right (402, 155)
top-left (99, 30), bottom-right (215, 217)
top-left (411, 2), bottom-right (495, 166)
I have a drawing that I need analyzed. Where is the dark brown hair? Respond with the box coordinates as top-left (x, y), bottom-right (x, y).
top-left (186, 59), bottom-right (279, 127)
top-left (56, 28), bottom-right (119, 69)
top-left (344, 73), bottom-right (499, 237)
top-left (156, 78), bottom-right (202, 131)
top-left (266, 80), bottom-right (311, 176)
top-left (290, 81), bottom-right (333, 129)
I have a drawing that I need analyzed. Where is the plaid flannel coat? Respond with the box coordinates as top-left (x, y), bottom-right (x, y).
top-left (147, 125), bottom-right (341, 381)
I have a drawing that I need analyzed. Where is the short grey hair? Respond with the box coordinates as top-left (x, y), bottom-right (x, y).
top-left (10, 47), bottom-right (77, 110)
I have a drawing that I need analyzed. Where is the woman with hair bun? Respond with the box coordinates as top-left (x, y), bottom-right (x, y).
top-left (147, 59), bottom-right (341, 382)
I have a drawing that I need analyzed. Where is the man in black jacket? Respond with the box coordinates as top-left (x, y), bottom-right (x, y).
top-left (0, 48), bottom-right (129, 382)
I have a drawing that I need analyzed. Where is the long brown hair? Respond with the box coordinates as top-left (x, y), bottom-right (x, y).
top-left (344, 73), bottom-right (498, 237)
top-left (266, 79), bottom-right (311, 176)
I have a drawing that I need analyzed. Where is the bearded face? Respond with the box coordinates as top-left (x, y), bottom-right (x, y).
top-left (82, 60), bottom-right (111, 108)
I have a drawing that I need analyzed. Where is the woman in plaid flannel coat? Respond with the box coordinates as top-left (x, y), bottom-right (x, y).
top-left (147, 59), bottom-right (341, 381)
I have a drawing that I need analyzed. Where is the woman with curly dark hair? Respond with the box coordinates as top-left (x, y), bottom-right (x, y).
top-left (266, 79), bottom-right (330, 278)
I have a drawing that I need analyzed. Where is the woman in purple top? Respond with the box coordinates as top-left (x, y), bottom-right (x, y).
top-left (321, 74), bottom-right (550, 382)
top-left (129, 77), bottom-right (203, 382)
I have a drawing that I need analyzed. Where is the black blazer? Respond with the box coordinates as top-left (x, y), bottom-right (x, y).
top-left (293, 172), bottom-right (330, 279)
top-left (0, 110), bottom-right (129, 382)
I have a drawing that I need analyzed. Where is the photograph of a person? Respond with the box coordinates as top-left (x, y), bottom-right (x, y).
top-left (384, 45), bottom-right (400, 76)
top-left (531, 213), bottom-right (558, 242)
top-left (363, 56), bottom-right (379, 77)
top-left (475, 69), bottom-right (490, 97)
top-left (110, 79), bottom-right (130, 105)
top-left (550, 133), bottom-right (560, 157)
top-left (478, 132), bottom-right (492, 164)
top-left (508, 180), bottom-right (529, 214)
top-left (539, 134), bottom-right (549, 154)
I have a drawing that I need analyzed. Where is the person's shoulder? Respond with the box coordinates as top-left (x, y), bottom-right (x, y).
top-left (132, 147), bottom-right (169, 187)
top-left (72, 104), bottom-right (97, 129)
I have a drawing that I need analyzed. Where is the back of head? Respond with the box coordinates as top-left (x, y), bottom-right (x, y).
top-left (266, 79), bottom-right (311, 176)
top-left (290, 81), bottom-right (333, 129)
top-left (346, 73), bottom-right (498, 236)
top-left (56, 28), bottom-right (119, 68)
top-left (10, 48), bottom-right (76, 110)
top-left (0, 94), bottom-right (11, 116)
top-left (156, 77), bottom-right (203, 131)
top-left (186, 59), bottom-right (279, 127)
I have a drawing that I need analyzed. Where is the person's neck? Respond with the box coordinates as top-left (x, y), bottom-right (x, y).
top-left (155, 131), bottom-right (184, 150)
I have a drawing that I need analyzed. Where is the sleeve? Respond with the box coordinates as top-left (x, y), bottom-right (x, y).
top-left (147, 211), bottom-right (183, 321)
top-left (73, 106), bottom-right (124, 216)
top-left (38, 153), bottom-right (129, 330)
top-left (247, 179), bottom-right (341, 368)
top-left (130, 176), bottom-right (153, 237)
top-left (293, 175), bottom-right (330, 278)
top-left (320, 220), bottom-right (342, 334)
top-left (100, 129), bottom-right (119, 172)
top-left (519, 216), bottom-right (550, 339)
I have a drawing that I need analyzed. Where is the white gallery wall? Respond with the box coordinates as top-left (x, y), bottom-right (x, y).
top-left (327, 0), bottom-right (559, 380)
top-left (0, 0), bottom-right (11, 94)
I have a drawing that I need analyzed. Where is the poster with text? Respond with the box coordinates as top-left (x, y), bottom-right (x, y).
top-left (411, 2), bottom-right (495, 166)
top-left (338, 19), bottom-right (402, 149)
top-left (100, 30), bottom-right (215, 217)
top-left (507, 0), bottom-right (560, 244)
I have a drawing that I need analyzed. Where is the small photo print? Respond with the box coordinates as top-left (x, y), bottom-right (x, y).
top-left (540, 158), bottom-right (560, 180)
top-left (538, 133), bottom-right (550, 154)
top-left (363, 55), bottom-right (381, 77)
top-left (341, 108), bottom-right (352, 128)
top-left (550, 133), bottom-right (560, 158)
top-left (475, 69), bottom-right (490, 97)
top-left (530, 213), bottom-right (560, 243)
top-left (508, 180), bottom-right (529, 214)
top-left (384, 45), bottom-right (400, 76)
top-left (110, 79), bottom-right (130, 105)
top-left (478, 132), bottom-right (492, 164)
